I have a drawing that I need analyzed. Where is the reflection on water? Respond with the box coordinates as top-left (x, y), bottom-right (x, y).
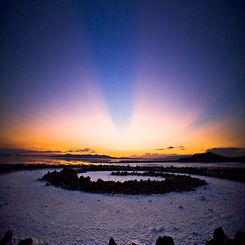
top-left (0, 155), bottom-right (244, 168)
top-left (0, 155), bottom-right (101, 166)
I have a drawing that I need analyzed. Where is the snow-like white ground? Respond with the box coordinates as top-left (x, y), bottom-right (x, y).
top-left (0, 169), bottom-right (245, 245)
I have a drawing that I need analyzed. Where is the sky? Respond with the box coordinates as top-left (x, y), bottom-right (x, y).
top-left (0, 0), bottom-right (244, 157)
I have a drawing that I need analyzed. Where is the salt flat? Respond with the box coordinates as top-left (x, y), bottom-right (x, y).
top-left (0, 169), bottom-right (244, 245)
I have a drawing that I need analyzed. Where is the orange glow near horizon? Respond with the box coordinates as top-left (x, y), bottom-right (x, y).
top-left (1, 82), bottom-right (243, 158)
top-left (0, 42), bottom-right (243, 158)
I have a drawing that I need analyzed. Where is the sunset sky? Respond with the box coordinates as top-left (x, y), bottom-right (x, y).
top-left (0, 0), bottom-right (244, 157)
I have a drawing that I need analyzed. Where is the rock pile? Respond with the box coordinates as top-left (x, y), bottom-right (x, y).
top-left (205, 227), bottom-right (245, 245)
top-left (42, 168), bottom-right (207, 195)
top-left (0, 230), bottom-right (33, 245)
top-left (108, 228), bottom-right (245, 245)
top-left (155, 235), bottom-right (174, 245)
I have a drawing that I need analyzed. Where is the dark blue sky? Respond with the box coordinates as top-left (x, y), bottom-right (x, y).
top-left (80, 0), bottom-right (136, 125)
top-left (0, 0), bottom-right (244, 152)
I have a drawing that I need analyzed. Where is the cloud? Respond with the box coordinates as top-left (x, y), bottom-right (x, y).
top-left (207, 147), bottom-right (245, 157)
top-left (0, 147), bottom-right (97, 156)
top-left (166, 146), bottom-right (185, 150)
top-left (67, 148), bottom-right (95, 153)
top-left (128, 153), bottom-right (190, 160)
top-left (155, 146), bottom-right (185, 151)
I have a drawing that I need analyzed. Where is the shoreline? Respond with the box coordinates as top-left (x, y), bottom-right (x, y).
top-left (1, 163), bottom-right (245, 183)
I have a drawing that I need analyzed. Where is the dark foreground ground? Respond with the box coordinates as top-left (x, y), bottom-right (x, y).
top-left (1, 227), bottom-right (244, 245)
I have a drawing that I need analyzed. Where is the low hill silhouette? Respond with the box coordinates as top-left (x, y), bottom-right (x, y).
top-left (53, 153), bottom-right (113, 159)
top-left (177, 152), bottom-right (245, 163)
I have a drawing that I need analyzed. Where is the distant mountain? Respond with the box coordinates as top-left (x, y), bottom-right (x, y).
top-left (177, 152), bottom-right (245, 163)
top-left (53, 153), bottom-right (113, 159)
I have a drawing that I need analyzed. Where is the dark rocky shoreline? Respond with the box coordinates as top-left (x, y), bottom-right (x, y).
top-left (41, 168), bottom-right (207, 195)
top-left (1, 163), bottom-right (245, 183)
top-left (1, 227), bottom-right (244, 245)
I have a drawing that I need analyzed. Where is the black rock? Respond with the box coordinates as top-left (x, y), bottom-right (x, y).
top-left (156, 235), bottom-right (174, 245)
top-left (17, 238), bottom-right (33, 245)
top-left (0, 230), bottom-right (13, 245)
top-left (206, 227), bottom-right (231, 245)
top-left (232, 230), bottom-right (245, 245)
top-left (213, 227), bottom-right (226, 240)
top-left (156, 236), bottom-right (163, 245)
top-left (109, 237), bottom-right (117, 245)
